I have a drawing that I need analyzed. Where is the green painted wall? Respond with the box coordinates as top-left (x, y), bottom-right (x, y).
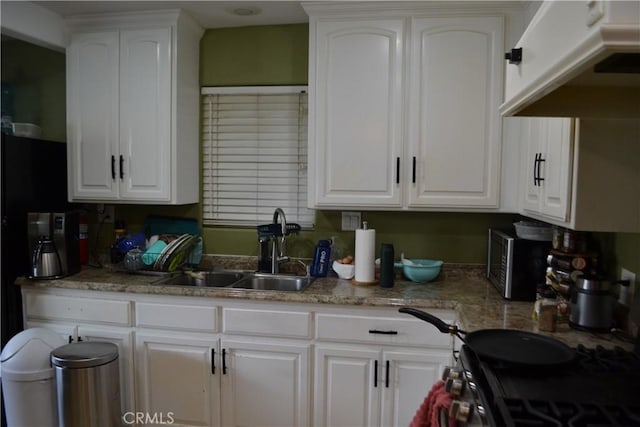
top-left (1, 37), bottom-right (66, 142)
top-left (200, 24), bottom-right (308, 86)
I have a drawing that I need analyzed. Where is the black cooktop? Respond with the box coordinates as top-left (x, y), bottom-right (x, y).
top-left (462, 345), bottom-right (640, 426)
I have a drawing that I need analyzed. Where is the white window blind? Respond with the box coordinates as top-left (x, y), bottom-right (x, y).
top-left (201, 87), bottom-right (315, 227)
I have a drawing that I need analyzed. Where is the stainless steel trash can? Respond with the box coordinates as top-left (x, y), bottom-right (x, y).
top-left (51, 342), bottom-right (121, 427)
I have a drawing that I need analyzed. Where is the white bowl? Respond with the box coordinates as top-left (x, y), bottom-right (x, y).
top-left (332, 260), bottom-right (355, 279)
top-left (12, 123), bottom-right (41, 138)
top-left (513, 221), bottom-right (552, 241)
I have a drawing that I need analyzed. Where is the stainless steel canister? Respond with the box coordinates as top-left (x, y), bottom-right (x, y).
top-left (569, 277), bottom-right (619, 331)
top-left (51, 342), bottom-right (121, 427)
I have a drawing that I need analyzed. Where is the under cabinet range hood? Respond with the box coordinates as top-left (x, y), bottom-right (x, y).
top-left (501, 0), bottom-right (640, 118)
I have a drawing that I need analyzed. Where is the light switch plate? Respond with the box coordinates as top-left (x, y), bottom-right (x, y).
top-left (341, 211), bottom-right (361, 231)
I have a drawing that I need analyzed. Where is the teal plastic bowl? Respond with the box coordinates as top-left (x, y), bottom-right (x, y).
top-left (402, 259), bottom-right (443, 283)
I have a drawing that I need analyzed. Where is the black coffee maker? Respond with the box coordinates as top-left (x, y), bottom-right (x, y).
top-left (27, 212), bottom-right (80, 279)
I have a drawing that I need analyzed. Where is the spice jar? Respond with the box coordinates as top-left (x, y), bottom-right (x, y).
top-left (562, 229), bottom-right (576, 253)
top-left (551, 226), bottom-right (562, 250)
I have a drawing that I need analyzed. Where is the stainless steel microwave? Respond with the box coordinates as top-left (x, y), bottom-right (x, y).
top-left (487, 229), bottom-right (550, 301)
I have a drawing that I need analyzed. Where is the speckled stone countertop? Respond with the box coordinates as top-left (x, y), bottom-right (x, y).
top-left (17, 262), bottom-right (635, 351)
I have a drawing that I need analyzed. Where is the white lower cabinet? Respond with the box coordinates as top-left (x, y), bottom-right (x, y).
top-left (135, 300), bottom-right (312, 427)
top-left (313, 308), bottom-right (455, 427)
top-left (382, 349), bottom-right (452, 427)
top-left (22, 289), bottom-right (136, 416)
top-left (220, 338), bottom-right (310, 427)
top-left (314, 345), bottom-right (451, 427)
top-left (315, 345), bottom-right (380, 427)
top-left (135, 332), bottom-right (220, 427)
top-left (22, 288), bottom-right (456, 427)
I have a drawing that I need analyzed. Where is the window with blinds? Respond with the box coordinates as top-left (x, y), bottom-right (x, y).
top-left (201, 86), bottom-right (315, 227)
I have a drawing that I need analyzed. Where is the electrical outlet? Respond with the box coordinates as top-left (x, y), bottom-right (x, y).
top-left (341, 211), bottom-right (361, 231)
top-left (620, 268), bottom-right (636, 306)
top-left (96, 204), bottom-right (114, 224)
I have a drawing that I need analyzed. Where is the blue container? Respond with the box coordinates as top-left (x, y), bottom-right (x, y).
top-left (311, 240), bottom-right (331, 277)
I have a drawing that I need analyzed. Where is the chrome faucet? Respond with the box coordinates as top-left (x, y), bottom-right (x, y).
top-left (271, 208), bottom-right (290, 273)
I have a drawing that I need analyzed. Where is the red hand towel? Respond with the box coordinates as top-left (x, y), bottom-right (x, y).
top-left (410, 380), bottom-right (454, 427)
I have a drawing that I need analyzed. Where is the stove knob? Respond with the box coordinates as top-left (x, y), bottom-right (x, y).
top-left (450, 400), bottom-right (475, 423)
top-left (445, 377), bottom-right (466, 396)
top-left (441, 366), bottom-right (462, 381)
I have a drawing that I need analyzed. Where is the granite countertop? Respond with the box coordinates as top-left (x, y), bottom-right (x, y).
top-left (17, 264), bottom-right (635, 351)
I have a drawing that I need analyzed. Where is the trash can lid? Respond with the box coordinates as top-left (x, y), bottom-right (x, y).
top-left (51, 341), bottom-right (118, 369)
top-left (0, 328), bottom-right (66, 381)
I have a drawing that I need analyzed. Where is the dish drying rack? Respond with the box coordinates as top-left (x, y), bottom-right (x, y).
top-left (123, 234), bottom-right (201, 274)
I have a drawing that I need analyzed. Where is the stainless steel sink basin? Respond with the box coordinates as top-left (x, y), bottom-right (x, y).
top-left (229, 274), bottom-right (314, 292)
top-left (153, 271), bottom-right (246, 287)
top-left (151, 271), bottom-right (313, 291)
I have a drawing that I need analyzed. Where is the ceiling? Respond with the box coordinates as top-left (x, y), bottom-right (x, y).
top-left (32, 1), bottom-right (309, 29)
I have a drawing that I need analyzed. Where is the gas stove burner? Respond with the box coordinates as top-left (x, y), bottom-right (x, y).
top-left (497, 398), bottom-right (640, 427)
top-left (574, 344), bottom-right (640, 374)
top-left (456, 344), bottom-right (640, 426)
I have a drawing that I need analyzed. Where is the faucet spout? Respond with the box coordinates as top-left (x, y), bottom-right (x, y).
top-left (271, 208), bottom-right (289, 273)
top-left (273, 207), bottom-right (287, 257)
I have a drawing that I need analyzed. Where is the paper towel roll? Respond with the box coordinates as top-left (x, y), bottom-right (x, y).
top-left (355, 228), bottom-right (376, 283)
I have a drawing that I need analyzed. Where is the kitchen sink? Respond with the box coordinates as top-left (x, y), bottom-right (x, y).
top-left (229, 274), bottom-right (314, 292)
top-left (152, 271), bottom-right (246, 287)
top-left (151, 271), bottom-right (314, 291)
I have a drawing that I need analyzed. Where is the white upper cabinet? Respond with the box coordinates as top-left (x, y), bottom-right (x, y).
top-left (67, 31), bottom-right (120, 200)
top-left (305, 3), bottom-right (509, 210)
top-left (519, 118), bottom-right (640, 232)
top-left (521, 117), bottom-right (574, 221)
top-left (310, 18), bottom-right (405, 207)
top-left (406, 16), bottom-right (503, 208)
top-left (66, 11), bottom-right (203, 204)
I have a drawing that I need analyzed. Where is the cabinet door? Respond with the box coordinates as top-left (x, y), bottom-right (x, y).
top-left (381, 349), bottom-right (452, 427)
top-left (310, 19), bottom-right (404, 207)
top-left (407, 17), bottom-right (503, 208)
top-left (67, 31), bottom-right (120, 200)
top-left (136, 333), bottom-right (219, 427)
top-left (521, 117), bottom-right (544, 213)
top-left (521, 117), bottom-right (574, 221)
top-left (220, 339), bottom-right (310, 427)
top-left (314, 345), bottom-right (380, 427)
top-left (539, 118), bottom-right (574, 221)
top-left (79, 326), bottom-right (136, 416)
top-left (119, 28), bottom-right (172, 201)
top-left (26, 322), bottom-right (136, 418)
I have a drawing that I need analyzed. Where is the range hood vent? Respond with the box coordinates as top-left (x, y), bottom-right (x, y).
top-left (501, 1), bottom-right (640, 118)
top-left (594, 53), bottom-right (640, 74)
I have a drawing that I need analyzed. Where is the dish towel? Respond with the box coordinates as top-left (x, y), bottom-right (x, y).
top-left (409, 380), bottom-right (455, 427)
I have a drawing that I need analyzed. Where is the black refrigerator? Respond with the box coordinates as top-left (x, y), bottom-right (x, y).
top-left (1, 133), bottom-right (71, 347)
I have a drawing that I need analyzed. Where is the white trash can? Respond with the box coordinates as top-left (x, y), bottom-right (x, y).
top-left (0, 328), bottom-right (66, 427)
